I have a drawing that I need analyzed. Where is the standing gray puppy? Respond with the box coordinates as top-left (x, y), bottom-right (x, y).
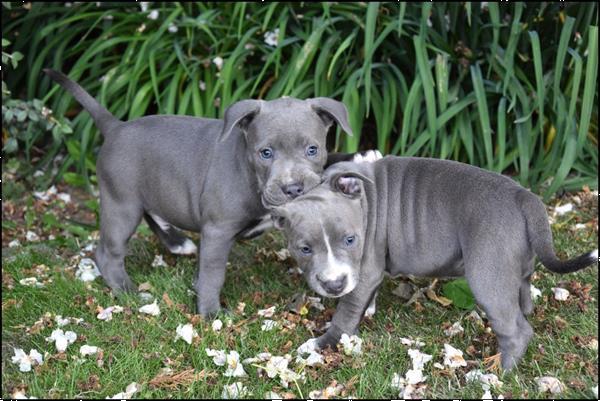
top-left (271, 156), bottom-right (598, 370)
top-left (44, 69), bottom-right (355, 317)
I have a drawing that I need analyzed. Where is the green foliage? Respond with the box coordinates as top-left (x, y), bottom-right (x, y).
top-left (441, 278), bottom-right (476, 310)
top-left (2, 2), bottom-right (598, 196)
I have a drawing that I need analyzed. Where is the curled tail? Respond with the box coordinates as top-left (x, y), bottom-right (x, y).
top-left (43, 69), bottom-right (120, 133)
top-left (518, 190), bottom-right (598, 273)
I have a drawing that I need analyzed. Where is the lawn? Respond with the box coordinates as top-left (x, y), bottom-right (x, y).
top-left (1, 173), bottom-right (598, 399)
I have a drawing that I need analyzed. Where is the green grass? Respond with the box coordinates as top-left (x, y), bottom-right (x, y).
top-left (2, 188), bottom-right (597, 399)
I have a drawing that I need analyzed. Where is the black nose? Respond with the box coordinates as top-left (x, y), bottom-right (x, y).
top-left (320, 275), bottom-right (347, 294)
top-left (282, 183), bottom-right (304, 198)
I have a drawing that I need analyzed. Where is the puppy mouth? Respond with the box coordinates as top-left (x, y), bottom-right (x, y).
top-left (261, 191), bottom-right (287, 208)
top-left (312, 282), bottom-right (354, 299)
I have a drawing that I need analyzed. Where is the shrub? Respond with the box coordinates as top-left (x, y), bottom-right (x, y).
top-left (2, 2), bottom-right (597, 197)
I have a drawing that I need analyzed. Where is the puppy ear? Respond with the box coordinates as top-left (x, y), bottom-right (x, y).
top-left (270, 207), bottom-right (289, 230)
top-left (220, 99), bottom-right (263, 141)
top-left (330, 171), bottom-right (373, 199)
top-left (307, 97), bottom-right (353, 136)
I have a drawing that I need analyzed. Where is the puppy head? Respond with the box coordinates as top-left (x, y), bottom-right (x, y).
top-left (220, 97), bottom-right (353, 207)
top-left (271, 171), bottom-right (371, 298)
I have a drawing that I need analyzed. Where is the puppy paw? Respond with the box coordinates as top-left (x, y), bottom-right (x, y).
top-left (363, 303), bottom-right (376, 318)
top-left (353, 150), bottom-right (383, 163)
top-left (169, 239), bottom-right (198, 255)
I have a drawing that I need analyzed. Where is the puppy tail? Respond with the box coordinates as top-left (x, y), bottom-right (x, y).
top-left (518, 190), bottom-right (598, 274)
top-left (43, 68), bottom-right (120, 134)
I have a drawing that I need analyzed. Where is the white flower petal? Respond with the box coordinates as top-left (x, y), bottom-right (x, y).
top-left (536, 376), bottom-right (565, 394)
top-left (257, 306), bottom-right (276, 317)
top-left (212, 56), bottom-right (224, 71)
top-left (107, 382), bottom-right (139, 399)
top-left (147, 9), bottom-right (159, 20)
top-left (138, 300), bottom-right (160, 316)
top-left (391, 372), bottom-right (405, 389)
top-left (12, 348), bottom-right (44, 372)
top-left (400, 337), bottom-right (426, 347)
top-left (261, 319), bottom-right (279, 331)
top-left (297, 338), bottom-right (319, 356)
top-left (80, 345), bottom-right (99, 356)
top-left (339, 333), bottom-right (362, 356)
top-left (444, 321), bottom-right (465, 337)
top-left (407, 348), bottom-right (433, 370)
top-left (555, 203), bottom-right (574, 215)
top-left (442, 343), bottom-right (467, 368)
top-left (263, 28), bottom-right (279, 47)
top-left (175, 323), bottom-right (198, 345)
top-left (222, 382), bottom-right (248, 399)
top-left (19, 277), bottom-right (44, 288)
top-left (26, 231), bottom-right (40, 242)
top-left (151, 254), bottom-right (167, 267)
top-left (212, 319), bottom-right (223, 332)
top-left (551, 287), bottom-right (570, 301)
top-left (46, 329), bottom-right (77, 352)
top-left (206, 348), bottom-right (227, 366)
top-left (405, 368), bottom-right (426, 384)
top-left (56, 193), bottom-right (71, 203)
top-left (76, 258), bottom-right (101, 282)
top-left (224, 350), bottom-right (246, 377)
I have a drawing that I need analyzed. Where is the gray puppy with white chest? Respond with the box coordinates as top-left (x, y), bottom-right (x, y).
top-left (271, 156), bottom-right (597, 370)
top-left (44, 69), bottom-right (355, 317)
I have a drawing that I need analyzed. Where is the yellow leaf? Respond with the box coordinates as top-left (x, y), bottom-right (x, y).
top-left (545, 124), bottom-right (556, 152)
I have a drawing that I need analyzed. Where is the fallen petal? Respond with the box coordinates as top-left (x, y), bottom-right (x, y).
top-left (536, 376), bottom-right (565, 394)
top-left (257, 306), bottom-right (276, 318)
top-left (212, 319), bottom-right (223, 332)
top-left (138, 300), bottom-right (161, 316)
top-left (80, 345), bottom-right (99, 356)
top-left (443, 343), bottom-right (467, 368)
top-left (551, 287), bottom-right (570, 301)
top-left (175, 323), bottom-right (198, 345)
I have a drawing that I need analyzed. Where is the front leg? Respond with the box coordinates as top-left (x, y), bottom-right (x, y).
top-left (194, 224), bottom-right (237, 317)
top-left (316, 268), bottom-right (384, 349)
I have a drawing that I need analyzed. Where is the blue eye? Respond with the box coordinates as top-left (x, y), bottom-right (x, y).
top-left (344, 235), bottom-right (356, 246)
top-left (306, 145), bottom-right (318, 157)
top-left (300, 246), bottom-right (312, 254)
top-left (260, 148), bottom-right (273, 159)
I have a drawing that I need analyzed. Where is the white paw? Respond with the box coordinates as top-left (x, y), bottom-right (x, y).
top-left (353, 150), bottom-right (383, 163)
top-left (169, 239), bottom-right (198, 255)
top-left (364, 303), bottom-right (376, 317)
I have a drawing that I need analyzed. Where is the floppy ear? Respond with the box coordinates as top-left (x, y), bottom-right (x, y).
top-left (220, 99), bottom-right (263, 141)
top-left (307, 97), bottom-right (353, 136)
top-left (329, 171), bottom-right (373, 199)
top-left (270, 207), bottom-right (289, 230)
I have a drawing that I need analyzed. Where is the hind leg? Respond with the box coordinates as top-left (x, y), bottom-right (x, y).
top-left (465, 258), bottom-right (534, 370)
top-left (144, 213), bottom-right (197, 255)
top-left (95, 194), bottom-right (143, 292)
top-left (519, 259), bottom-right (536, 316)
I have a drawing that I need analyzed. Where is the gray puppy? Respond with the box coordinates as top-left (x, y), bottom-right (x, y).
top-left (271, 156), bottom-right (598, 370)
top-left (44, 69), bottom-right (355, 316)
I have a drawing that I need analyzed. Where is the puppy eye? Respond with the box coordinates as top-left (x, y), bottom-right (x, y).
top-left (260, 147), bottom-right (273, 160)
top-left (306, 145), bottom-right (318, 157)
top-left (300, 246), bottom-right (312, 255)
top-left (344, 235), bottom-right (356, 246)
